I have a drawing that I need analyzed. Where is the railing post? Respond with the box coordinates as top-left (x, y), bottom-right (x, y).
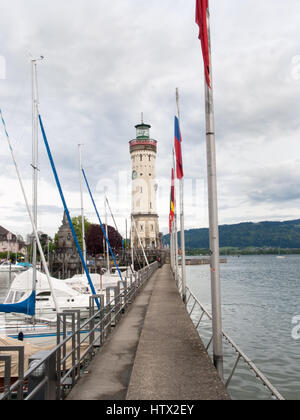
top-left (89, 296), bottom-right (96, 359)
top-left (113, 287), bottom-right (118, 325)
top-left (0, 346), bottom-right (25, 401)
top-left (56, 313), bottom-right (62, 400)
top-left (90, 295), bottom-right (103, 348)
top-left (117, 281), bottom-right (123, 317)
top-left (0, 355), bottom-right (11, 399)
top-left (99, 295), bottom-right (105, 345)
top-left (44, 351), bottom-right (57, 400)
top-left (106, 287), bottom-right (112, 334)
top-left (62, 311), bottom-right (80, 386)
top-left (124, 278), bottom-right (128, 311)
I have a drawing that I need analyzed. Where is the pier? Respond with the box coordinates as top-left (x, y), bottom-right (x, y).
top-left (67, 264), bottom-right (229, 401)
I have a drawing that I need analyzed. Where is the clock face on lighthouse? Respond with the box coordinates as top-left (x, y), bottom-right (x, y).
top-left (132, 170), bottom-right (137, 180)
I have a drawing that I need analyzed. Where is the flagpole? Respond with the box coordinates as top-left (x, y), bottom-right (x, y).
top-left (202, 5), bottom-right (224, 378)
top-left (171, 150), bottom-right (178, 283)
top-left (105, 196), bottom-right (110, 273)
top-left (176, 89), bottom-right (187, 304)
top-left (170, 219), bottom-right (174, 273)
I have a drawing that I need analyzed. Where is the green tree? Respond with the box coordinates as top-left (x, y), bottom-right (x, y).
top-left (71, 216), bottom-right (91, 250)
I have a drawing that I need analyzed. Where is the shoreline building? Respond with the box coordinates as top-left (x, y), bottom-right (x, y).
top-left (130, 117), bottom-right (160, 250)
top-left (0, 226), bottom-right (26, 257)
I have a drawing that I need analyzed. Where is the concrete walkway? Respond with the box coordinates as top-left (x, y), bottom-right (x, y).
top-left (67, 267), bottom-right (157, 400)
top-left (67, 265), bottom-right (230, 400)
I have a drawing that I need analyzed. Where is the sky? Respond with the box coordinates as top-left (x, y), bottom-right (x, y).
top-left (1, 0), bottom-right (300, 240)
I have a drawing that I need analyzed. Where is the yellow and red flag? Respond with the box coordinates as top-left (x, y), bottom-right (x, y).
top-left (169, 168), bottom-right (175, 235)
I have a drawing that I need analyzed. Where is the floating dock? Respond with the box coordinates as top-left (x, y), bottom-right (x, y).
top-left (67, 264), bottom-right (229, 401)
top-left (180, 257), bottom-right (227, 265)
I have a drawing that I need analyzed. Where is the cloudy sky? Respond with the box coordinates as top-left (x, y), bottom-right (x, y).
top-left (1, 0), bottom-right (300, 240)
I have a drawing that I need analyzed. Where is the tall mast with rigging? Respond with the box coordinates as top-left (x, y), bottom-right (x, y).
top-left (78, 144), bottom-right (87, 269)
top-left (31, 57), bottom-right (43, 293)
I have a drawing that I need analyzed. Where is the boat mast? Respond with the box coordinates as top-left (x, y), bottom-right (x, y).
top-left (78, 144), bottom-right (87, 270)
top-left (31, 57), bottom-right (43, 292)
top-left (0, 109), bottom-right (61, 314)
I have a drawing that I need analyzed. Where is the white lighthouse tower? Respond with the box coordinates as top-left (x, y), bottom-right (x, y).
top-left (130, 116), bottom-right (160, 249)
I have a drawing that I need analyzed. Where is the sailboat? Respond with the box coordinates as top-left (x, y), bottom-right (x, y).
top-left (0, 58), bottom-right (96, 328)
top-left (0, 261), bottom-right (29, 274)
top-left (2, 268), bottom-right (91, 322)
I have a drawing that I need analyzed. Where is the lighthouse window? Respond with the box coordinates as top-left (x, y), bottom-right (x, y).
top-left (140, 154), bottom-right (143, 162)
top-left (149, 155), bottom-right (151, 162)
top-left (140, 225), bottom-right (143, 232)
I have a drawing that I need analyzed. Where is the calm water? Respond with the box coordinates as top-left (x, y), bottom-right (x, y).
top-left (187, 255), bottom-right (300, 400)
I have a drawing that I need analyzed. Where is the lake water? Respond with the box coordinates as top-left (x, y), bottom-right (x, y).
top-left (187, 255), bottom-right (300, 400)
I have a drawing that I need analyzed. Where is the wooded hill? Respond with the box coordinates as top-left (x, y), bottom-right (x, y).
top-left (164, 219), bottom-right (300, 249)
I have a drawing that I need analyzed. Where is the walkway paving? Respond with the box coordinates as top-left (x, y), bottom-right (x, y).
top-left (67, 265), bottom-right (230, 401)
top-left (67, 267), bottom-right (157, 400)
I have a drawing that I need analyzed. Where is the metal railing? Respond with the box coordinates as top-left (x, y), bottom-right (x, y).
top-left (0, 262), bottom-right (158, 401)
top-left (175, 271), bottom-right (285, 401)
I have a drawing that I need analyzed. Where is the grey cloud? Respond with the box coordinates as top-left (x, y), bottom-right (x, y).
top-left (1, 0), bottom-right (300, 235)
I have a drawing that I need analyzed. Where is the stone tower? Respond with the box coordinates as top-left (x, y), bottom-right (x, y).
top-left (130, 117), bottom-right (160, 249)
top-left (57, 211), bottom-right (75, 253)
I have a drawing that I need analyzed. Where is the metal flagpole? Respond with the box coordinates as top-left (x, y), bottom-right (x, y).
top-left (130, 224), bottom-right (134, 270)
top-left (105, 197), bottom-right (110, 273)
top-left (176, 88), bottom-right (187, 304)
top-left (203, 6), bottom-right (224, 378)
top-left (170, 221), bottom-right (174, 273)
top-left (172, 150), bottom-right (180, 288)
top-left (78, 144), bottom-right (87, 269)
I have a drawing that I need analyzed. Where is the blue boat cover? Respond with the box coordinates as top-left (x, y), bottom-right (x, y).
top-left (0, 291), bottom-right (36, 316)
top-left (17, 262), bottom-right (32, 268)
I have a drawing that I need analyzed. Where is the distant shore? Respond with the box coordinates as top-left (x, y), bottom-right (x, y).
top-left (186, 247), bottom-right (300, 256)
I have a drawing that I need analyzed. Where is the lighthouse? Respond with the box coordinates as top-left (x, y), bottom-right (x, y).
top-left (130, 116), bottom-right (160, 249)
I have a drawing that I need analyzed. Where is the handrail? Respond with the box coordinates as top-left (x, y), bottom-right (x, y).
top-left (176, 273), bottom-right (285, 401)
top-left (0, 262), bottom-right (159, 400)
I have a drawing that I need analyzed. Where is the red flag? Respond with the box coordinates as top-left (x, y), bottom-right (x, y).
top-left (196, 0), bottom-right (211, 87)
top-left (174, 116), bottom-right (184, 180)
top-left (169, 168), bottom-right (175, 235)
